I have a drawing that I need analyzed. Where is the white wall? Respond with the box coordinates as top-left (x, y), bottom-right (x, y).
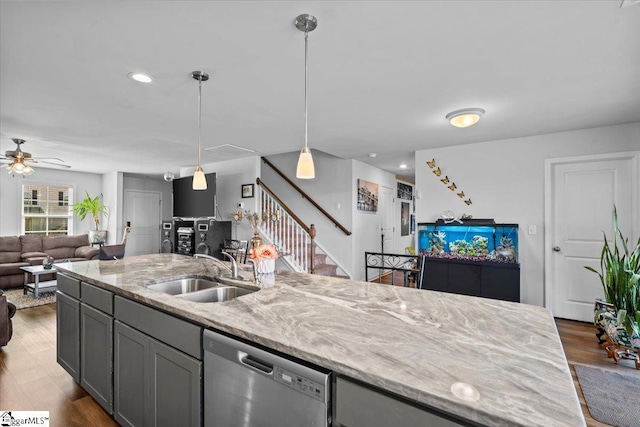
top-left (415, 122), bottom-right (640, 306)
top-left (123, 174), bottom-right (173, 220)
top-left (180, 156), bottom-right (261, 240)
top-left (261, 150), bottom-right (354, 275)
top-left (0, 168), bottom-right (103, 237)
top-left (351, 160), bottom-right (399, 281)
top-left (102, 171), bottom-right (123, 245)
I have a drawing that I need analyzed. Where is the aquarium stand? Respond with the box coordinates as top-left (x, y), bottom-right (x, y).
top-left (418, 258), bottom-right (520, 302)
top-left (417, 221), bottom-right (520, 302)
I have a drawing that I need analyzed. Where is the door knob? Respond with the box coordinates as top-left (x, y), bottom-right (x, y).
top-left (553, 246), bottom-right (561, 252)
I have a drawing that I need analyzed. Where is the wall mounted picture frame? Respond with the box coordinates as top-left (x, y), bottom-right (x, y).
top-left (397, 182), bottom-right (413, 200)
top-left (241, 184), bottom-right (254, 198)
top-left (401, 202), bottom-right (410, 236)
top-left (357, 179), bottom-right (379, 212)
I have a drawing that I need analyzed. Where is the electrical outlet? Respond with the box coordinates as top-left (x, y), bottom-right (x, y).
top-left (237, 202), bottom-right (244, 209)
top-left (528, 225), bottom-right (536, 235)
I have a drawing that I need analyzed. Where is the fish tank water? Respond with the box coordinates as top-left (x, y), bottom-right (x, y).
top-left (417, 220), bottom-right (519, 264)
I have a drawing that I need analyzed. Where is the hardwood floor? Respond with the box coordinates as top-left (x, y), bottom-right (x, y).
top-left (3, 298), bottom-right (638, 426)
top-left (0, 304), bottom-right (117, 427)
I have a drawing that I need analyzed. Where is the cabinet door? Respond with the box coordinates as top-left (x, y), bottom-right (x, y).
top-left (448, 263), bottom-right (481, 297)
top-left (421, 261), bottom-right (448, 291)
top-left (149, 339), bottom-right (202, 427)
top-left (81, 303), bottom-right (113, 414)
top-left (334, 377), bottom-right (467, 427)
top-left (114, 321), bottom-right (149, 427)
top-left (56, 291), bottom-right (80, 382)
top-left (481, 266), bottom-right (520, 302)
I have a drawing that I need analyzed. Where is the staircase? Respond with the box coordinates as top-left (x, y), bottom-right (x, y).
top-left (257, 180), bottom-right (348, 278)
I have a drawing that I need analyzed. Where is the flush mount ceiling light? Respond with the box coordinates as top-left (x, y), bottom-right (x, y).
top-left (128, 72), bottom-right (153, 83)
top-left (191, 70), bottom-right (209, 190)
top-left (295, 14), bottom-right (318, 180)
top-left (446, 108), bottom-right (485, 128)
top-left (399, 164), bottom-right (408, 170)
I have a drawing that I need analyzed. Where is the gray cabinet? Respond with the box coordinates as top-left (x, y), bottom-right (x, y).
top-left (334, 376), bottom-right (468, 427)
top-left (149, 338), bottom-right (201, 427)
top-left (57, 273), bottom-right (114, 415)
top-left (56, 290), bottom-right (80, 382)
top-left (114, 297), bottom-right (202, 427)
top-left (81, 303), bottom-right (113, 414)
top-left (114, 321), bottom-right (148, 427)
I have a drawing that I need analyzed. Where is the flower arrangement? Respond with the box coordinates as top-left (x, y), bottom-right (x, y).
top-left (244, 210), bottom-right (263, 234)
top-left (250, 244), bottom-right (279, 261)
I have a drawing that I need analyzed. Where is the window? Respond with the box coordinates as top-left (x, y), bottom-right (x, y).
top-left (22, 184), bottom-right (74, 236)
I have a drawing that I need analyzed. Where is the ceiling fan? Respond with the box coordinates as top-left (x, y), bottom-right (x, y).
top-left (1, 138), bottom-right (71, 177)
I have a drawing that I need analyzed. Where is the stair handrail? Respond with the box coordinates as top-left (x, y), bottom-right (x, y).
top-left (261, 156), bottom-right (352, 236)
top-left (256, 177), bottom-right (316, 273)
top-left (256, 178), bottom-right (314, 235)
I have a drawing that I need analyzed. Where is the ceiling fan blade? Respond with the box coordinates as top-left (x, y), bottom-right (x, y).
top-left (37, 160), bottom-right (71, 168)
top-left (34, 157), bottom-right (67, 163)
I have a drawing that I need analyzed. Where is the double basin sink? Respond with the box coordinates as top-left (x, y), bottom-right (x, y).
top-left (146, 276), bottom-right (257, 303)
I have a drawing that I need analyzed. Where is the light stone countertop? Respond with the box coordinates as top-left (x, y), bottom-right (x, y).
top-left (55, 253), bottom-right (585, 427)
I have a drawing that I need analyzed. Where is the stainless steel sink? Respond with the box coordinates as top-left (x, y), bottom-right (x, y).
top-left (146, 277), bottom-right (220, 295)
top-left (177, 286), bottom-right (256, 303)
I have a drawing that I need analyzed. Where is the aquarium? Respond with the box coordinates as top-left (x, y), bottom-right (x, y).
top-left (417, 220), bottom-right (519, 264)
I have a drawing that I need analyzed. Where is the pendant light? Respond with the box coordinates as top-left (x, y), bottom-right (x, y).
top-left (191, 70), bottom-right (209, 190)
top-left (295, 14), bottom-right (317, 179)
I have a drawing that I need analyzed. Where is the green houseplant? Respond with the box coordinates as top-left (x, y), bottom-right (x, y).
top-left (73, 191), bottom-right (109, 243)
top-left (585, 206), bottom-right (640, 335)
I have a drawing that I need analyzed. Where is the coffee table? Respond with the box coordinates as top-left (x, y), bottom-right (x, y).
top-left (21, 265), bottom-right (57, 298)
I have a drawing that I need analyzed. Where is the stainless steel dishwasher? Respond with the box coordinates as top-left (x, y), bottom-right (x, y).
top-left (203, 329), bottom-right (331, 427)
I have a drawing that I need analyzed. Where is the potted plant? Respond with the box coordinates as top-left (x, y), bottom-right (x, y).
top-left (73, 191), bottom-right (109, 243)
top-left (585, 206), bottom-right (640, 340)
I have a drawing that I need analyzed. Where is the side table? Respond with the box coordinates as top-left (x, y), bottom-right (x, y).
top-left (20, 265), bottom-right (58, 298)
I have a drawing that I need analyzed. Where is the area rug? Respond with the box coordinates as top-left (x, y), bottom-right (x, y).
top-left (574, 364), bottom-right (640, 427)
top-left (1, 288), bottom-right (56, 310)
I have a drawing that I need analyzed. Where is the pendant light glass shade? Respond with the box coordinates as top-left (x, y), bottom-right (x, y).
top-left (296, 146), bottom-right (315, 179)
top-left (191, 71), bottom-right (209, 190)
top-left (295, 14), bottom-right (317, 179)
top-left (193, 166), bottom-right (207, 190)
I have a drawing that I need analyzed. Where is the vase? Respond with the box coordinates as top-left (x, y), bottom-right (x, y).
top-left (89, 230), bottom-right (107, 244)
top-left (256, 259), bottom-right (275, 274)
top-left (251, 233), bottom-right (262, 249)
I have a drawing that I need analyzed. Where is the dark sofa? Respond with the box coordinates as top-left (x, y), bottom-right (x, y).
top-left (0, 234), bottom-right (99, 289)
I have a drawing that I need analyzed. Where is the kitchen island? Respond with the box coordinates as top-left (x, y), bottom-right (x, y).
top-left (55, 253), bottom-right (585, 427)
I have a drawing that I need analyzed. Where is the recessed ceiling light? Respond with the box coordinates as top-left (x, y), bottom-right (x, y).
top-left (368, 153), bottom-right (377, 158)
top-left (128, 72), bottom-right (153, 83)
top-left (399, 164), bottom-right (408, 169)
top-left (446, 108), bottom-right (485, 128)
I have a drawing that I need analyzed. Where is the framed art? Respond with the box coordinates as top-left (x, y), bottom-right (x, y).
top-left (397, 182), bottom-right (412, 200)
top-left (241, 184), bottom-right (254, 198)
top-left (401, 202), bottom-right (410, 236)
top-left (357, 179), bottom-right (379, 212)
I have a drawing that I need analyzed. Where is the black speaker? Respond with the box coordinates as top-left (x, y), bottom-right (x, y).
top-left (195, 220), bottom-right (231, 259)
top-left (160, 220), bottom-right (174, 253)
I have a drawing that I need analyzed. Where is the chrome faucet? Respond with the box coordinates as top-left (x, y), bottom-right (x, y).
top-left (194, 252), bottom-right (241, 280)
top-left (247, 258), bottom-right (259, 284)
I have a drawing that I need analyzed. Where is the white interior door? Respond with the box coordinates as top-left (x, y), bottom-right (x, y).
top-left (380, 186), bottom-right (394, 253)
top-left (124, 190), bottom-right (161, 256)
top-left (546, 152), bottom-right (638, 321)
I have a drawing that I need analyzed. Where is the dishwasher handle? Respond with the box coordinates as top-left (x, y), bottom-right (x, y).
top-left (238, 351), bottom-right (274, 375)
